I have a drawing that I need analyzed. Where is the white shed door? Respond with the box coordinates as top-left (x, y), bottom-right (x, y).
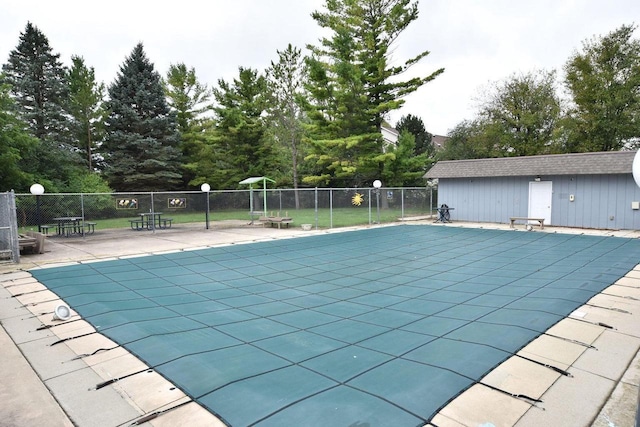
top-left (528, 181), bottom-right (552, 225)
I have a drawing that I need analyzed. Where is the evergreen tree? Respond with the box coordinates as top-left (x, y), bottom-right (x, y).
top-left (0, 81), bottom-right (38, 191)
top-left (163, 63), bottom-right (213, 187)
top-left (396, 114), bottom-right (434, 156)
top-left (303, 0), bottom-right (444, 187)
top-left (205, 67), bottom-right (275, 189)
top-left (1, 22), bottom-right (81, 188)
top-left (382, 131), bottom-right (431, 186)
top-left (2, 22), bottom-right (69, 142)
top-left (266, 44), bottom-right (307, 206)
top-left (103, 43), bottom-right (182, 191)
top-left (68, 56), bottom-right (105, 171)
top-left (164, 63), bottom-right (212, 134)
top-left (564, 24), bottom-right (640, 151)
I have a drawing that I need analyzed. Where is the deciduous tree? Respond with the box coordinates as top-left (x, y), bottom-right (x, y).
top-left (437, 120), bottom-right (497, 161)
top-left (478, 70), bottom-right (562, 156)
top-left (564, 24), bottom-right (640, 151)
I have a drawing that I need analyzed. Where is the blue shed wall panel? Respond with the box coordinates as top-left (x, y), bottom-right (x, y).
top-left (437, 174), bottom-right (640, 230)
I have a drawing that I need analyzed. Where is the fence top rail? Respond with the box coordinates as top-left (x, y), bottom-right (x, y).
top-left (14, 187), bottom-right (430, 197)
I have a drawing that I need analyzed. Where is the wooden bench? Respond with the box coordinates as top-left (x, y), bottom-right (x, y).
top-left (258, 216), bottom-right (271, 226)
top-left (268, 217), bottom-right (293, 229)
top-left (249, 211), bottom-right (266, 224)
top-left (20, 231), bottom-right (45, 254)
top-left (509, 217), bottom-right (545, 229)
top-left (18, 235), bottom-right (37, 252)
top-left (259, 213), bottom-right (293, 229)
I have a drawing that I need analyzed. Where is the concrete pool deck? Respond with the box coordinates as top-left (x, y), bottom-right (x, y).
top-left (1, 219), bottom-right (639, 426)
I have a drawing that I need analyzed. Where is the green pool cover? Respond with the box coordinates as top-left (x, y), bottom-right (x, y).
top-left (31, 226), bottom-right (640, 426)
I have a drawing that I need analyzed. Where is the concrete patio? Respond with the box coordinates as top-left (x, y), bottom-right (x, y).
top-left (1, 219), bottom-right (639, 426)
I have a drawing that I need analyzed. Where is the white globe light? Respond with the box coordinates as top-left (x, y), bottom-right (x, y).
top-left (30, 183), bottom-right (45, 195)
top-left (373, 180), bottom-right (382, 189)
top-left (633, 151), bottom-right (640, 188)
top-left (200, 183), bottom-right (211, 192)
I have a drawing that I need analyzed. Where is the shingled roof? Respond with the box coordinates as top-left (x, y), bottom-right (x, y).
top-left (424, 151), bottom-right (636, 179)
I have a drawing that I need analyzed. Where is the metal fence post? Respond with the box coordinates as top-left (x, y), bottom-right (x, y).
top-left (80, 194), bottom-right (86, 237)
top-left (430, 186), bottom-right (433, 217)
top-left (368, 188), bottom-right (372, 225)
top-left (314, 187), bottom-right (318, 230)
top-left (329, 188), bottom-right (333, 229)
top-left (150, 192), bottom-right (155, 232)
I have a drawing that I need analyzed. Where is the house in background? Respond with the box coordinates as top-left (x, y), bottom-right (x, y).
top-left (381, 122), bottom-right (399, 149)
top-left (381, 124), bottom-right (448, 153)
top-left (424, 151), bottom-right (640, 230)
top-left (431, 135), bottom-right (449, 152)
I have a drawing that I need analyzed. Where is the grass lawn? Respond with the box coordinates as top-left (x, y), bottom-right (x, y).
top-left (21, 207), bottom-right (432, 234)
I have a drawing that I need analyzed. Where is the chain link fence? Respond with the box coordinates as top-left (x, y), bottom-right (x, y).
top-left (13, 187), bottom-right (437, 234)
top-left (0, 191), bottom-right (19, 262)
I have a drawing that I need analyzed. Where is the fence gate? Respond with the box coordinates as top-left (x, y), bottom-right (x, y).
top-left (0, 191), bottom-right (19, 263)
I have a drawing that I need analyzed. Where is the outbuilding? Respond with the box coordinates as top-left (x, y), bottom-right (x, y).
top-left (424, 151), bottom-right (640, 230)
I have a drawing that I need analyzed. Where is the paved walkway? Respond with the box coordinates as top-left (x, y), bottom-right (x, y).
top-left (1, 220), bottom-right (639, 426)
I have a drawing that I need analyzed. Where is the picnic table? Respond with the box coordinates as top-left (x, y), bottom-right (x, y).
top-left (129, 212), bottom-right (173, 230)
top-left (52, 216), bottom-right (85, 237)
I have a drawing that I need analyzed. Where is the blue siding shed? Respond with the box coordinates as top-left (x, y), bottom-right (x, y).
top-left (425, 151), bottom-right (640, 230)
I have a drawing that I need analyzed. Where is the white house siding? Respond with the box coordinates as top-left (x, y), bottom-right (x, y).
top-left (437, 174), bottom-right (640, 230)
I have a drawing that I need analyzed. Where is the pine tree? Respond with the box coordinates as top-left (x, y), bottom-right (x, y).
top-left (164, 63), bottom-right (212, 135)
top-left (1, 22), bottom-right (81, 188)
top-left (266, 44), bottom-right (307, 206)
top-left (163, 63), bottom-right (213, 187)
top-left (2, 22), bottom-right (69, 142)
top-left (103, 43), bottom-right (182, 191)
top-left (396, 114), bottom-right (434, 157)
top-left (0, 80), bottom-right (37, 191)
top-left (206, 67), bottom-right (274, 189)
top-left (303, 0), bottom-right (444, 187)
top-left (382, 131), bottom-right (430, 186)
top-left (68, 56), bottom-right (105, 171)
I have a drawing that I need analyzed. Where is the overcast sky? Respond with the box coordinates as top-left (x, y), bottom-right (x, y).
top-left (1, 0), bottom-right (638, 135)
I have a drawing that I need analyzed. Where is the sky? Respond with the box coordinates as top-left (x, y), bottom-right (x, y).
top-left (1, 0), bottom-right (639, 136)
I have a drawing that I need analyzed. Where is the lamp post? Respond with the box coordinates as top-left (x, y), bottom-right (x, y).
top-left (201, 183), bottom-right (211, 230)
top-left (373, 179), bottom-right (382, 224)
top-left (30, 183), bottom-right (45, 232)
